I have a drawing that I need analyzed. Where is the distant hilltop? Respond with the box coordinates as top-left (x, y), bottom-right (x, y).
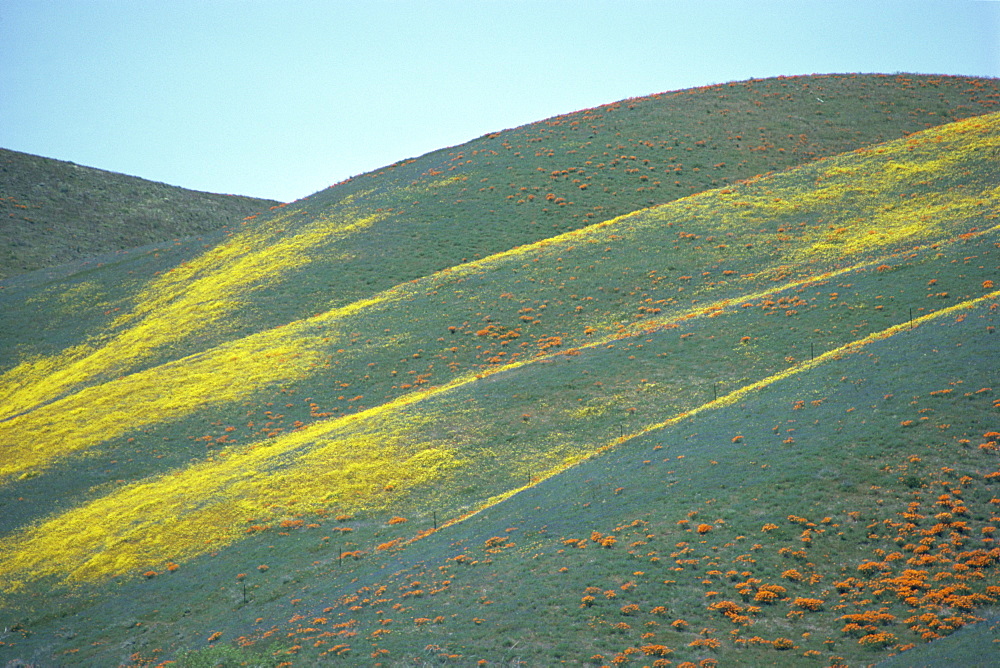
top-left (0, 147), bottom-right (280, 280)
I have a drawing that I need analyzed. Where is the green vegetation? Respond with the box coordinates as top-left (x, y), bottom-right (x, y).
top-left (0, 73), bottom-right (998, 667)
top-left (0, 147), bottom-right (280, 280)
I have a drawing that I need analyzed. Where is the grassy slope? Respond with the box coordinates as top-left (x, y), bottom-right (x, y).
top-left (0, 147), bottom-right (281, 280)
top-left (0, 76), bottom-right (998, 666)
top-left (212, 299), bottom-right (996, 668)
top-left (2, 74), bottom-right (997, 371)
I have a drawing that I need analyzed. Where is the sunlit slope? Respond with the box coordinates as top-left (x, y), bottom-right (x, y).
top-left (2, 111), bottom-right (997, 480)
top-left (0, 199), bottom-right (387, 422)
top-left (0, 112), bottom-right (997, 596)
top-left (2, 74), bottom-right (996, 378)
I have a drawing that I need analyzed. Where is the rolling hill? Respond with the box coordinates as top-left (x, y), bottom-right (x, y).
top-left (0, 73), bottom-right (999, 667)
top-left (0, 147), bottom-right (281, 280)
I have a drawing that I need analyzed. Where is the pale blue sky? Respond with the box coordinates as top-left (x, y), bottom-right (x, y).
top-left (1, 1), bottom-right (997, 202)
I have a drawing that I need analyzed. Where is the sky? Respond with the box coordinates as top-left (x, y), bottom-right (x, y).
top-left (1, 1), bottom-right (998, 203)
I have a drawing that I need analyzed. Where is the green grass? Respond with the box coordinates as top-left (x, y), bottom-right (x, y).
top-left (80, 303), bottom-right (998, 666)
top-left (138, 303), bottom-right (996, 666)
top-left (3, 73), bottom-right (997, 365)
top-left (0, 147), bottom-right (280, 280)
top-left (878, 614), bottom-right (1000, 667)
top-left (1, 74), bottom-right (999, 667)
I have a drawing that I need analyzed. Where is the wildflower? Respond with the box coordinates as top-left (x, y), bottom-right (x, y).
top-left (688, 638), bottom-right (721, 649)
top-left (640, 644), bottom-right (673, 656)
top-left (858, 632), bottom-right (896, 647)
top-left (754, 590), bottom-right (778, 603)
top-left (792, 597), bottom-right (825, 611)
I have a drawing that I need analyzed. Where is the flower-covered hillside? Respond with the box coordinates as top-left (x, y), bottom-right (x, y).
top-left (0, 82), bottom-right (998, 667)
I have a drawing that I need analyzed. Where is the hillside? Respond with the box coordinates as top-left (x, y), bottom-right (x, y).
top-left (3, 73), bottom-right (998, 371)
top-left (0, 74), bottom-right (998, 667)
top-left (0, 147), bottom-right (280, 280)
